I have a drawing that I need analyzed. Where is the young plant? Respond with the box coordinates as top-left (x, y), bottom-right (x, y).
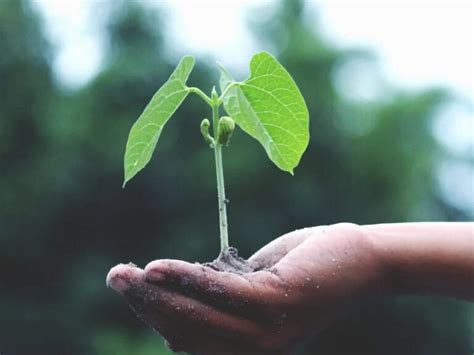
top-left (123, 52), bottom-right (309, 259)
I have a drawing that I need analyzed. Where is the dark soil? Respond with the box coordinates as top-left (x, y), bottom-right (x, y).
top-left (204, 246), bottom-right (258, 274)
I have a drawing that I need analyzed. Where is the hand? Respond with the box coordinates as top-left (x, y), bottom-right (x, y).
top-left (107, 223), bottom-right (385, 354)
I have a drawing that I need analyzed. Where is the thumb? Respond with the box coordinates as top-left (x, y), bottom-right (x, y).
top-left (249, 227), bottom-right (319, 269)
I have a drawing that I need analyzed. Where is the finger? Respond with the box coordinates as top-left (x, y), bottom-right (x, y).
top-left (109, 263), bottom-right (268, 342)
top-left (124, 283), bottom-right (283, 355)
top-left (106, 267), bottom-right (294, 353)
top-left (149, 288), bottom-right (297, 354)
top-left (106, 263), bottom-right (174, 334)
top-left (106, 263), bottom-right (144, 294)
top-left (106, 263), bottom-right (181, 335)
top-left (146, 294), bottom-right (289, 355)
top-left (249, 227), bottom-right (321, 268)
top-left (106, 263), bottom-right (184, 343)
top-left (144, 260), bottom-right (283, 312)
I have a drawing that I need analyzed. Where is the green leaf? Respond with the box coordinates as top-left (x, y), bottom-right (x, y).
top-left (220, 51), bottom-right (309, 174)
top-left (123, 55), bottom-right (195, 186)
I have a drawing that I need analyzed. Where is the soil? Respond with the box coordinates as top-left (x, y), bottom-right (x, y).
top-left (204, 246), bottom-right (258, 274)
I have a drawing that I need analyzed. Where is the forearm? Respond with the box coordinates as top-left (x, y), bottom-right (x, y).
top-left (363, 222), bottom-right (474, 300)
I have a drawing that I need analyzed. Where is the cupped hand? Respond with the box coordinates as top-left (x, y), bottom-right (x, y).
top-left (106, 223), bottom-right (385, 354)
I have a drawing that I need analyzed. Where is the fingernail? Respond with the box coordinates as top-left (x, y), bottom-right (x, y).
top-left (106, 263), bottom-right (141, 293)
top-left (144, 262), bottom-right (167, 283)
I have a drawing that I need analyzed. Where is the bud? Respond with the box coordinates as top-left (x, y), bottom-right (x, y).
top-left (211, 86), bottom-right (219, 104)
top-left (217, 116), bottom-right (235, 145)
top-left (200, 118), bottom-right (214, 146)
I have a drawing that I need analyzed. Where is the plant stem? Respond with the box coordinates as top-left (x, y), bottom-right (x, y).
top-left (212, 103), bottom-right (229, 255)
top-left (187, 87), bottom-right (213, 106)
top-left (217, 81), bottom-right (240, 105)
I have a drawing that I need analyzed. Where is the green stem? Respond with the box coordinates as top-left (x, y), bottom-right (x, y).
top-left (187, 87), bottom-right (213, 106)
top-left (217, 81), bottom-right (240, 105)
top-left (212, 103), bottom-right (229, 254)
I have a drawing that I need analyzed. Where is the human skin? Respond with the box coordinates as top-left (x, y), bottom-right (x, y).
top-left (106, 222), bottom-right (474, 354)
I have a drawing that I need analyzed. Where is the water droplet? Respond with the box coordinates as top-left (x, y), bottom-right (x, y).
top-left (316, 285), bottom-right (320, 288)
top-left (284, 293), bottom-right (288, 297)
top-left (332, 258), bottom-right (336, 262)
top-left (306, 277), bottom-right (311, 282)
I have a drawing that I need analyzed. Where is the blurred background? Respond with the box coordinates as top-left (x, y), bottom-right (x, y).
top-left (0, 0), bottom-right (473, 354)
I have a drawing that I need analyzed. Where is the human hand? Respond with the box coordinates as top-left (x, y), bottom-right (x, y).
top-left (106, 223), bottom-right (385, 354)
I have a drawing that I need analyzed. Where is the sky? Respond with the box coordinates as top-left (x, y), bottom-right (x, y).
top-left (33, 0), bottom-right (473, 213)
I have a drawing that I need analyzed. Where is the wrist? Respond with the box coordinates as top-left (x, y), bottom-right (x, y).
top-left (361, 225), bottom-right (400, 296)
top-left (320, 223), bottom-right (395, 297)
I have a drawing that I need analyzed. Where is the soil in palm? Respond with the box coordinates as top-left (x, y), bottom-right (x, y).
top-left (204, 246), bottom-right (258, 274)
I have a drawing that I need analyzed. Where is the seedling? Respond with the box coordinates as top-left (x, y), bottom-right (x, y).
top-left (123, 52), bottom-right (309, 262)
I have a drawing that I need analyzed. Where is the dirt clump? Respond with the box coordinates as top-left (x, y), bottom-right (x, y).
top-left (204, 246), bottom-right (258, 274)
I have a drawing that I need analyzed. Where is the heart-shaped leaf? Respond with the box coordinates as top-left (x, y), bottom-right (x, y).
top-left (123, 55), bottom-right (195, 186)
top-left (220, 52), bottom-right (309, 174)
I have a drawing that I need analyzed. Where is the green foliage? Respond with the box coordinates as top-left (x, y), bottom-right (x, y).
top-left (124, 51), bottom-right (309, 186)
top-left (220, 51), bottom-right (309, 174)
top-left (123, 55), bottom-right (195, 185)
